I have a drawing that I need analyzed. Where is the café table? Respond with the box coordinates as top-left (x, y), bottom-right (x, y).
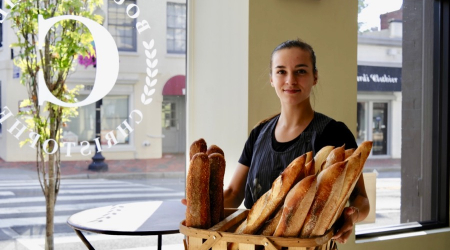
top-left (67, 200), bottom-right (185, 250)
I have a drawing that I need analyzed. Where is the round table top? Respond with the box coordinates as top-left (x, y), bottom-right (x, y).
top-left (67, 200), bottom-right (186, 236)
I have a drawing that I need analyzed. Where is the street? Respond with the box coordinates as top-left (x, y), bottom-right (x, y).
top-left (0, 174), bottom-right (401, 250)
top-left (0, 178), bottom-right (186, 250)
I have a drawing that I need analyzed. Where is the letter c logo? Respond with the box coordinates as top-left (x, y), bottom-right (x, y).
top-left (38, 15), bottom-right (119, 107)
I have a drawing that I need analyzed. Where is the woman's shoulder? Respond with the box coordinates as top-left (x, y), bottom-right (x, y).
top-left (314, 114), bottom-right (357, 150)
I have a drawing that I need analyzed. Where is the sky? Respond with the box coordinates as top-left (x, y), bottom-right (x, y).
top-left (358, 0), bottom-right (403, 31)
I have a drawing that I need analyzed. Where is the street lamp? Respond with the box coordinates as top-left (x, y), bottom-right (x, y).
top-left (88, 99), bottom-right (108, 171)
top-left (88, 6), bottom-right (107, 171)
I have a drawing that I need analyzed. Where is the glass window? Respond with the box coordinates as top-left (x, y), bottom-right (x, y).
top-left (356, 0), bottom-right (448, 237)
top-left (0, 81), bottom-right (2, 134)
top-left (63, 95), bottom-right (130, 145)
top-left (167, 2), bottom-right (186, 54)
top-left (108, 0), bottom-right (137, 51)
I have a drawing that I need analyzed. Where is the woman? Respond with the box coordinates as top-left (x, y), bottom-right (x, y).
top-left (223, 39), bottom-right (369, 244)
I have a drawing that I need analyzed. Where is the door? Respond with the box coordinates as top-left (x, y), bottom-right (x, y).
top-left (372, 102), bottom-right (388, 155)
top-left (162, 95), bottom-right (186, 153)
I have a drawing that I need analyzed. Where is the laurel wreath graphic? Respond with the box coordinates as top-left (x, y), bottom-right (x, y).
top-left (141, 39), bottom-right (158, 105)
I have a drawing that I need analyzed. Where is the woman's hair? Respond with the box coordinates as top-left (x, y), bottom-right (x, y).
top-left (270, 39), bottom-right (318, 75)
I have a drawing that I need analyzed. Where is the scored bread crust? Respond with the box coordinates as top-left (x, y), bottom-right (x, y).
top-left (189, 138), bottom-right (207, 160)
top-left (314, 146), bottom-right (335, 174)
top-left (241, 154), bottom-right (307, 235)
top-left (273, 175), bottom-right (317, 237)
top-left (327, 141), bottom-right (373, 229)
top-left (300, 161), bottom-right (347, 237)
top-left (322, 144), bottom-right (345, 170)
top-left (209, 153), bottom-right (226, 226)
top-left (185, 153), bottom-right (210, 229)
top-left (259, 204), bottom-right (284, 236)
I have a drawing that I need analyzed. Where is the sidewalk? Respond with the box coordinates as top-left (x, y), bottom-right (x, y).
top-left (0, 153), bottom-right (186, 180)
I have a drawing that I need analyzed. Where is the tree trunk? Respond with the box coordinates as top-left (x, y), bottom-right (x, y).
top-left (45, 147), bottom-right (56, 250)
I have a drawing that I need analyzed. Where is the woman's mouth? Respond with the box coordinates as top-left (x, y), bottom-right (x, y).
top-left (283, 89), bottom-right (301, 94)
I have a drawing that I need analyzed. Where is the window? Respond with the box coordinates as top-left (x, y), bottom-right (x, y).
top-left (0, 81), bottom-right (2, 134)
top-left (63, 95), bottom-right (130, 145)
top-left (0, 1), bottom-right (3, 48)
top-left (356, 0), bottom-right (449, 237)
top-left (108, 0), bottom-right (137, 51)
top-left (167, 2), bottom-right (186, 54)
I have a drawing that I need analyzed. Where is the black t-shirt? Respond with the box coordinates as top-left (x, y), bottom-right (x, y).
top-left (238, 119), bottom-right (357, 167)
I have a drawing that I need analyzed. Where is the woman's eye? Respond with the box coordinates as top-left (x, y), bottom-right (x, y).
top-left (297, 69), bottom-right (307, 74)
top-left (277, 70), bottom-right (286, 74)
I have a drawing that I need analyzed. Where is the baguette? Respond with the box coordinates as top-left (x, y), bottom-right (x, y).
top-left (207, 144), bottom-right (225, 157)
top-left (345, 148), bottom-right (355, 160)
top-left (273, 175), bottom-right (317, 237)
top-left (327, 141), bottom-right (373, 229)
top-left (236, 154), bottom-right (306, 235)
top-left (189, 138), bottom-right (207, 160)
top-left (304, 158), bottom-right (315, 178)
top-left (185, 153), bottom-right (210, 228)
top-left (322, 144), bottom-right (345, 170)
top-left (259, 204), bottom-right (284, 236)
top-left (314, 146), bottom-right (334, 174)
top-left (209, 153), bottom-right (226, 226)
top-left (300, 161), bottom-right (347, 237)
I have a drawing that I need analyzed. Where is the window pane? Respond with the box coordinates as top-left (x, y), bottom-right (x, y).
top-left (356, 0), bottom-right (436, 234)
top-left (167, 3), bottom-right (186, 54)
top-left (108, 0), bottom-right (137, 51)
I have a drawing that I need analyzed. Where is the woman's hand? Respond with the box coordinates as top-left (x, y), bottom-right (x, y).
top-left (181, 198), bottom-right (187, 206)
top-left (332, 206), bottom-right (359, 244)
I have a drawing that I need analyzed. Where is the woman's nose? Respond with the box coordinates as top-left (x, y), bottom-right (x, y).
top-left (286, 73), bottom-right (297, 85)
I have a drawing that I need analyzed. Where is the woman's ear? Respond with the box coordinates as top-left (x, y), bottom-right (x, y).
top-left (313, 72), bottom-right (318, 85)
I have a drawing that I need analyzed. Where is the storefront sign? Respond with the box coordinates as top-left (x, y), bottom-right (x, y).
top-left (357, 65), bottom-right (401, 91)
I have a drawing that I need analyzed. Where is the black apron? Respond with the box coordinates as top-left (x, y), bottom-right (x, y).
top-left (244, 112), bottom-right (331, 209)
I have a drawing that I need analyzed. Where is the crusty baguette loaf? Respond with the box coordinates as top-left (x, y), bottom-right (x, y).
top-left (322, 144), bottom-right (345, 170)
top-left (305, 151), bottom-right (313, 165)
top-left (300, 161), bottom-right (347, 237)
top-left (314, 146), bottom-right (335, 174)
top-left (209, 153), bottom-right (226, 226)
top-left (345, 148), bottom-right (355, 160)
top-left (325, 153), bottom-right (361, 230)
top-left (273, 175), bottom-right (317, 237)
top-left (189, 138), bottom-right (207, 160)
top-left (185, 153), bottom-right (211, 229)
top-left (327, 141), bottom-right (373, 229)
top-left (238, 154), bottom-right (307, 235)
top-left (259, 204), bottom-right (283, 236)
top-left (304, 158), bottom-right (315, 178)
top-left (206, 144), bottom-right (225, 157)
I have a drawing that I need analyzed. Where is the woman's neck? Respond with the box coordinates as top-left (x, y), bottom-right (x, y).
top-left (278, 102), bottom-right (315, 129)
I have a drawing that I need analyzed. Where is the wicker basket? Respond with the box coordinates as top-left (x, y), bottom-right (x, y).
top-left (180, 209), bottom-right (337, 250)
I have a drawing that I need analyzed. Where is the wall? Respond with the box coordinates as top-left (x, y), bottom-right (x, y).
top-left (248, 0), bottom-right (358, 134)
top-left (186, 0), bottom-right (249, 187)
top-left (188, 0), bottom-right (450, 249)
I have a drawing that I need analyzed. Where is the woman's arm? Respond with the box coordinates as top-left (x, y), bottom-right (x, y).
top-left (223, 163), bottom-right (249, 208)
top-left (332, 174), bottom-right (370, 243)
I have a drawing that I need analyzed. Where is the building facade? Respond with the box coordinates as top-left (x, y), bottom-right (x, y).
top-left (0, 0), bottom-right (186, 162)
top-left (357, 15), bottom-right (402, 159)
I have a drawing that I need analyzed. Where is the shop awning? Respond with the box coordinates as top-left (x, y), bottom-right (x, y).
top-left (162, 75), bottom-right (186, 95)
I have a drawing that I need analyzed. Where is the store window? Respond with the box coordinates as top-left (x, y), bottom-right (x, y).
top-left (108, 0), bottom-right (137, 51)
top-left (63, 95), bottom-right (130, 145)
top-left (0, 81), bottom-right (2, 134)
top-left (167, 2), bottom-right (186, 54)
top-left (356, 0), bottom-right (449, 237)
top-left (0, 1), bottom-right (3, 48)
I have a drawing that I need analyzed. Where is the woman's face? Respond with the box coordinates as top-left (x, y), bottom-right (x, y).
top-left (270, 47), bottom-right (317, 107)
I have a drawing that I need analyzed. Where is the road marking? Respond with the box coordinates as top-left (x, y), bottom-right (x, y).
top-left (0, 191), bottom-right (14, 196)
top-left (0, 192), bottom-right (185, 204)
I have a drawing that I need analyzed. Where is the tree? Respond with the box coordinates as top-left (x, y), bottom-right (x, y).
top-left (8, 1), bottom-right (103, 249)
top-left (358, 0), bottom-right (369, 33)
